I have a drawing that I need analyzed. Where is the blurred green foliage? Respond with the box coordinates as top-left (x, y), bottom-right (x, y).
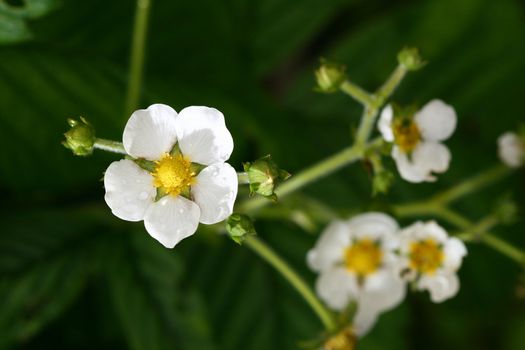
top-left (0, 0), bottom-right (524, 349)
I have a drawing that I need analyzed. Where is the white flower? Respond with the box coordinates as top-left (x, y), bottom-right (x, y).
top-left (104, 104), bottom-right (238, 248)
top-left (498, 131), bottom-right (524, 168)
top-left (307, 213), bottom-right (406, 336)
top-left (378, 99), bottom-right (457, 183)
top-left (398, 221), bottom-right (467, 303)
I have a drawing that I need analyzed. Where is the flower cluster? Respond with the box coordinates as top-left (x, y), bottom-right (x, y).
top-left (378, 100), bottom-right (457, 183)
top-left (307, 212), bottom-right (467, 336)
top-left (104, 104), bottom-right (238, 248)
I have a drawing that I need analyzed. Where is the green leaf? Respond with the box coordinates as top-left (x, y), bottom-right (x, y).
top-left (108, 232), bottom-right (216, 350)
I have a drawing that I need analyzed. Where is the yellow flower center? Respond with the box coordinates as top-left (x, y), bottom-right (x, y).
top-left (393, 118), bottom-right (421, 153)
top-left (409, 239), bottom-right (444, 275)
top-left (152, 153), bottom-right (196, 196)
top-left (344, 239), bottom-right (383, 277)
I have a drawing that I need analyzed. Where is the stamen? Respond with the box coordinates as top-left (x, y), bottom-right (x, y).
top-left (152, 153), bottom-right (195, 197)
top-left (344, 239), bottom-right (383, 277)
top-left (409, 239), bottom-right (444, 275)
top-left (393, 118), bottom-right (421, 153)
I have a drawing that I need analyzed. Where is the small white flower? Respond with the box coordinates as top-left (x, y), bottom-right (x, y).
top-left (498, 131), bottom-right (524, 168)
top-left (398, 221), bottom-right (467, 303)
top-left (378, 100), bottom-right (457, 183)
top-left (104, 104), bottom-right (238, 248)
top-left (307, 213), bottom-right (406, 336)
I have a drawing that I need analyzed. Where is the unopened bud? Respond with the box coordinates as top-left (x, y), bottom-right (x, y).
top-left (323, 326), bottom-right (356, 350)
top-left (372, 170), bottom-right (394, 196)
top-left (397, 47), bottom-right (426, 71)
top-left (315, 59), bottom-right (347, 93)
top-left (226, 214), bottom-right (256, 245)
top-left (243, 155), bottom-right (291, 201)
top-left (62, 117), bottom-right (95, 156)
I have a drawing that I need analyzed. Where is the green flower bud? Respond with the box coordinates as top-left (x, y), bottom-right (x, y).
top-left (62, 117), bottom-right (95, 156)
top-left (397, 47), bottom-right (426, 71)
top-left (315, 59), bottom-right (347, 93)
top-left (226, 214), bottom-right (256, 245)
top-left (243, 155), bottom-right (291, 201)
top-left (372, 170), bottom-right (394, 196)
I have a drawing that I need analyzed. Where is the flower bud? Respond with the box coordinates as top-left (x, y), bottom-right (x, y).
top-left (495, 198), bottom-right (518, 225)
top-left (323, 326), bottom-right (356, 350)
top-left (397, 47), bottom-right (426, 71)
top-left (243, 155), bottom-right (291, 201)
top-left (372, 170), bottom-right (394, 196)
top-left (315, 59), bottom-right (347, 93)
top-left (62, 117), bottom-right (95, 156)
top-left (226, 214), bottom-right (256, 244)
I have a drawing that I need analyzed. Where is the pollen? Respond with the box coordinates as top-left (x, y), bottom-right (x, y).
top-left (344, 239), bottom-right (383, 277)
top-left (409, 239), bottom-right (444, 275)
top-left (393, 118), bottom-right (421, 153)
top-left (152, 153), bottom-right (195, 196)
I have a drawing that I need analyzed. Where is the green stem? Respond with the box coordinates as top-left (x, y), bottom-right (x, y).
top-left (238, 144), bottom-right (363, 213)
top-left (354, 107), bottom-right (379, 147)
top-left (244, 236), bottom-right (336, 331)
top-left (431, 165), bottom-right (511, 205)
top-left (479, 233), bottom-right (525, 264)
top-left (93, 138), bottom-right (127, 155)
top-left (375, 64), bottom-right (407, 106)
top-left (125, 0), bottom-right (153, 117)
top-left (339, 80), bottom-right (375, 106)
top-left (237, 172), bottom-right (249, 185)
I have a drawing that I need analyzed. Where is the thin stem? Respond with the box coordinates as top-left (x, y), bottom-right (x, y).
top-left (339, 80), bottom-right (375, 106)
top-left (125, 0), bottom-right (153, 117)
top-left (238, 144), bottom-right (363, 213)
top-left (480, 233), bottom-right (525, 265)
top-left (93, 138), bottom-right (127, 155)
top-left (431, 165), bottom-right (511, 205)
top-left (237, 172), bottom-right (249, 185)
top-left (354, 106), bottom-right (379, 147)
top-left (243, 236), bottom-right (336, 331)
top-left (375, 64), bottom-right (407, 106)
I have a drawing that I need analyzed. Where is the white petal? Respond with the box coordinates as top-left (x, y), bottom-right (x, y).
top-left (191, 163), bottom-right (238, 224)
top-left (144, 196), bottom-right (201, 248)
top-left (392, 146), bottom-right (429, 183)
top-left (353, 307), bottom-right (379, 337)
top-left (443, 237), bottom-right (467, 271)
top-left (355, 272), bottom-right (406, 336)
top-left (378, 104), bottom-right (395, 142)
top-left (420, 221), bottom-right (448, 243)
top-left (394, 142), bottom-right (451, 183)
top-left (104, 159), bottom-right (156, 222)
top-left (176, 106), bottom-right (234, 165)
top-left (415, 99), bottom-right (457, 141)
top-left (347, 212), bottom-right (399, 242)
top-left (418, 273), bottom-right (459, 303)
top-left (412, 142), bottom-right (451, 176)
top-left (123, 104), bottom-right (178, 160)
top-left (498, 132), bottom-right (523, 168)
top-left (315, 267), bottom-right (357, 311)
top-left (307, 220), bottom-right (350, 272)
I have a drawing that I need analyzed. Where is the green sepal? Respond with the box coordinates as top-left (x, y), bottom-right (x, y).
top-left (243, 155), bottom-right (291, 201)
top-left (225, 214), bottom-right (256, 245)
top-left (397, 47), bottom-right (426, 71)
top-left (62, 117), bottom-right (95, 156)
top-left (314, 58), bottom-right (347, 93)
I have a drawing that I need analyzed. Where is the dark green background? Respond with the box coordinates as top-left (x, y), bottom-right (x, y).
top-left (0, 0), bottom-right (524, 349)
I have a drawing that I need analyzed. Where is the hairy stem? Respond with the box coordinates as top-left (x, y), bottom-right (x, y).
top-left (431, 165), bottom-right (511, 205)
top-left (238, 144), bottom-right (363, 213)
top-left (244, 236), bottom-right (336, 331)
top-left (125, 0), bottom-right (153, 117)
top-left (340, 80), bottom-right (375, 106)
top-left (93, 138), bottom-right (127, 155)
